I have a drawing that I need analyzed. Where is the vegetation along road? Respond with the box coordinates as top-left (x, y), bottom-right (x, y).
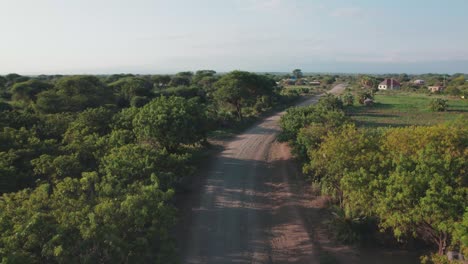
top-left (180, 84), bottom-right (347, 263)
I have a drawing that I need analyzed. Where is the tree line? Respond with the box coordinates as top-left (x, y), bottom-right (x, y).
top-left (280, 94), bottom-right (467, 263)
top-left (0, 70), bottom-right (296, 263)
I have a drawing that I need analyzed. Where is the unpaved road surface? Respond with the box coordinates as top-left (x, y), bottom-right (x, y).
top-left (179, 84), bottom-right (347, 263)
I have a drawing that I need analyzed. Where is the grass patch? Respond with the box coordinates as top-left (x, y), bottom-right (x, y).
top-left (347, 92), bottom-right (467, 127)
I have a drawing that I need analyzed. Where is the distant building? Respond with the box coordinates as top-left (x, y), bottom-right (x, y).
top-left (428, 86), bottom-right (444, 93)
top-left (309, 81), bottom-right (321, 86)
top-left (378, 79), bottom-right (401, 90)
top-left (413, 79), bottom-right (425, 85)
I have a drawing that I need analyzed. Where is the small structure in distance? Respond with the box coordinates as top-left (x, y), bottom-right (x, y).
top-left (378, 78), bottom-right (401, 90)
top-left (428, 85), bottom-right (444, 93)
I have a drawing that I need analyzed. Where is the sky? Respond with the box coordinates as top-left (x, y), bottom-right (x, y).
top-left (1, 0), bottom-right (468, 75)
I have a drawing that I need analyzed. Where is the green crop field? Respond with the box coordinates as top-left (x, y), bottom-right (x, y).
top-left (347, 92), bottom-right (467, 127)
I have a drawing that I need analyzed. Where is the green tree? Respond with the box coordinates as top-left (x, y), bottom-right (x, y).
top-left (342, 93), bottom-right (354, 106)
top-left (376, 124), bottom-right (467, 255)
top-left (0, 173), bottom-right (177, 263)
top-left (10, 80), bottom-right (53, 103)
top-left (192, 70), bottom-right (216, 84)
top-left (429, 98), bottom-right (448, 112)
top-left (133, 96), bottom-right (207, 151)
top-left (35, 76), bottom-right (114, 113)
top-left (109, 77), bottom-right (152, 106)
top-left (292, 69), bottom-right (303, 79)
top-left (100, 144), bottom-right (192, 190)
top-left (213, 71), bottom-right (275, 120)
top-left (151, 75), bottom-right (171, 89)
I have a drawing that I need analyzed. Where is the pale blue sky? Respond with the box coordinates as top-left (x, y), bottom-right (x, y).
top-left (1, 0), bottom-right (467, 74)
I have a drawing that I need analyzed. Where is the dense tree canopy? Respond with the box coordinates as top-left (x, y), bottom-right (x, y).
top-left (213, 71), bottom-right (276, 120)
top-left (35, 76), bottom-right (114, 113)
top-left (10, 80), bottom-right (53, 104)
top-left (133, 96), bottom-right (207, 151)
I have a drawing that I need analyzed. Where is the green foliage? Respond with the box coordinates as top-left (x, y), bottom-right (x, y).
top-left (100, 144), bottom-right (192, 190)
top-left (151, 74), bottom-right (171, 89)
top-left (279, 104), bottom-right (348, 142)
top-left (453, 209), bottom-right (468, 257)
top-left (213, 71), bottom-right (275, 120)
top-left (328, 207), bottom-right (372, 244)
top-left (357, 90), bottom-right (373, 104)
top-left (130, 96), bottom-right (150, 107)
top-left (0, 71), bottom-right (299, 263)
top-left (317, 94), bottom-right (343, 111)
top-left (289, 98), bottom-right (467, 258)
top-left (133, 96), bottom-right (207, 151)
top-left (157, 86), bottom-right (202, 99)
top-left (292, 69), bottom-right (303, 79)
top-left (35, 76), bottom-right (114, 113)
top-left (109, 77), bottom-right (152, 106)
top-left (168, 75), bottom-right (191, 87)
top-left (10, 80), bottom-right (53, 103)
top-left (342, 93), bottom-right (354, 106)
top-left (377, 125), bottom-right (467, 255)
top-left (0, 175), bottom-right (177, 263)
top-left (429, 98), bottom-right (448, 112)
top-left (0, 101), bottom-right (13, 112)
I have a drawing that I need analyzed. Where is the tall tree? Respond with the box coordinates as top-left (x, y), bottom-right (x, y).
top-left (213, 71), bottom-right (275, 120)
top-left (292, 69), bottom-right (303, 79)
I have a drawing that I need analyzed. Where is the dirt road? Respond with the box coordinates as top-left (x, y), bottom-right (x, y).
top-left (179, 84), bottom-right (346, 263)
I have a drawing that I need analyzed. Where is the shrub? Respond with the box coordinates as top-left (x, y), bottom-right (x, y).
top-left (342, 93), bottom-right (354, 106)
top-left (429, 98), bottom-right (448, 112)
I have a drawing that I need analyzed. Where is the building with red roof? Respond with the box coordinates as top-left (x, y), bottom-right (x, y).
top-left (378, 78), bottom-right (401, 90)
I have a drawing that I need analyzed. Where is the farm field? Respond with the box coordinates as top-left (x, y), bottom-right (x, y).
top-left (347, 92), bottom-right (467, 127)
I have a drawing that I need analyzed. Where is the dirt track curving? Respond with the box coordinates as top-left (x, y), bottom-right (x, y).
top-left (178, 84), bottom-right (348, 263)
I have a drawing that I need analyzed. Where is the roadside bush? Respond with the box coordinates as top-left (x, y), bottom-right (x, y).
top-left (317, 94), bottom-right (343, 111)
top-left (328, 207), bottom-right (373, 244)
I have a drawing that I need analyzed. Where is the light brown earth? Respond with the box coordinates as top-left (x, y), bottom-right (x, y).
top-left (177, 84), bottom-right (420, 264)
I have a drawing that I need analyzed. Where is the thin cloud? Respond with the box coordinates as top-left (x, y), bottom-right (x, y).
top-left (246, 0), bottom-right (287, 10)
top-left (330, 7), bottom-right (364, 18)
top-left (241, 0), bottom-right (320, 14)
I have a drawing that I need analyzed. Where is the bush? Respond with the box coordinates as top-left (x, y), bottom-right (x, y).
top-left (327, 207), bottom-right (372, 244)
top-left (342, 93), bottom-right (354, 106)
top-left (429, 98), bottom-right (448, 112)
top-left (357, 90), bottom-right (373, 104)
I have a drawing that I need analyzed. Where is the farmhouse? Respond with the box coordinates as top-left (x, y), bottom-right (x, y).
top-left (378, 79), bottom-right (401, 90)
top-left (309, 81), bottom-right (321, 86)
top-left (428, 86), bottom-right (444, 93)
top-left (413, 79), bottom-right (425, 85)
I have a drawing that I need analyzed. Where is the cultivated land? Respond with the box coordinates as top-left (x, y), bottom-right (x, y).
top-left (347, 92), bottom-right (468, 127)
top-left (176, 84), bottom-right (419, 264)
